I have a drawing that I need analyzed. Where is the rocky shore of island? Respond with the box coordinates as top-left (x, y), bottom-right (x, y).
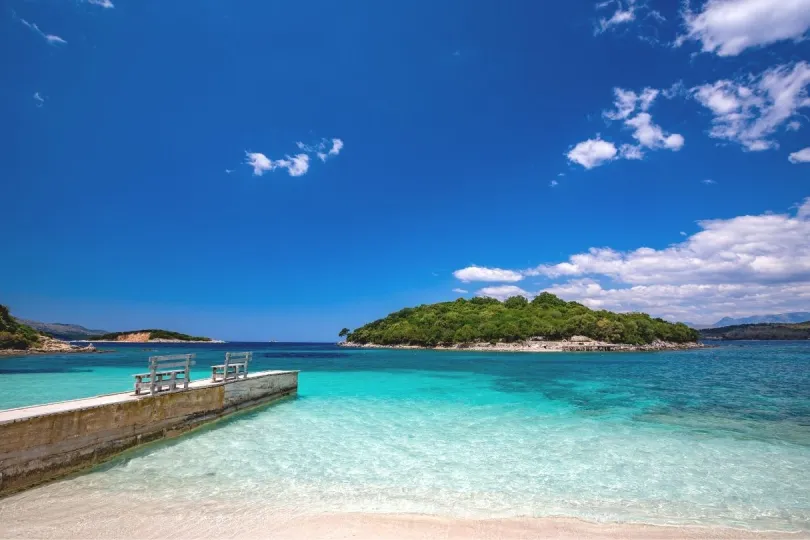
top-left (339, 336), bottom-right (703, 353)
top-left (0, 336), bottom-right (97, 357)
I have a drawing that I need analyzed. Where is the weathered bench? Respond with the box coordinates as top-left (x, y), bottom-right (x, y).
top-left (134, 354), bottom-right (196, 395)
top-left (212, 351), bottom-right (251, 382)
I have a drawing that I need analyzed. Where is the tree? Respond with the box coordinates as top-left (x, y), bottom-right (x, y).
top-left (338, 328), bottom-right (350, 340)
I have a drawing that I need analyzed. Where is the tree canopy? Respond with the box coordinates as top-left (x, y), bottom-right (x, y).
top-left (346, 293), bottom-right (698, 346)
top-left (90, 329), bottom-right (211, 341)
top-left (0, 304), bottom-right (42, 350)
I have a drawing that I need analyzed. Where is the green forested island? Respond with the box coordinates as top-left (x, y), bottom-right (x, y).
top-left (700, 322), bottom-right (810, 340)
top-left (345, 293), bottom-right (698, 346)
top-left (90, 329), bottom-right (212, 342)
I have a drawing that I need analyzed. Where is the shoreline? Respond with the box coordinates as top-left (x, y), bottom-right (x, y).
top-left (339, 339), bottom-right (704, 353)
top-left (0, 494), bottom-right (801, 540)
top-left (69, 339), bottom-right (224, 344)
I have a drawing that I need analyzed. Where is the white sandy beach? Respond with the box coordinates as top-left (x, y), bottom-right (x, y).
top-left (0, 490), bottom-right (804, 540)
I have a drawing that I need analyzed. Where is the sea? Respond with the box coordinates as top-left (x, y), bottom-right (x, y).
top-left (0, 341), bottom-right (808, 532)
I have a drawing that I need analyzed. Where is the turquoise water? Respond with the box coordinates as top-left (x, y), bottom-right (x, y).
top-left (2, 342), bottom-right (809, 531)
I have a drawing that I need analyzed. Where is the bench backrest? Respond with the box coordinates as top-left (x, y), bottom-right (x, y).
top-left (211, 351), bottom-right (252, 382)
top-left (149, 354), bottom-right (196, 371)
top-left (225, 351), bottom-right (251, 366)
top-left (135, 354), bottom-right (196, 395)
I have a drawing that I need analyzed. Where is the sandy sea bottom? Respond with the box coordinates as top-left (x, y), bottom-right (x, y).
top-left (0, 342), bottom-right (809, 537)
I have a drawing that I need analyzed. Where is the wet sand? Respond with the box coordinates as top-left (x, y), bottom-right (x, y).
top-left (0, 489), bottom-right (804, 539)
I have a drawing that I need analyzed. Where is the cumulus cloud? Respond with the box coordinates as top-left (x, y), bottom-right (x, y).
top-left (550, 180), bottom-right (559, 187)
top-left (453, 266), bottom-right (524, 283)
top-left (679, 0), bottom-right (810, 57)
top-left (626, 113), bottom-right (685, 150)
top-left (33, 92), bottom-right (44, 107)
top-left (691, 62), bottom-right (810, 151)
top-left (476, 285), bottom-right (531, 301)
top-left (693, 63), bottom-right (810, 149)
top-left (245, 152), bottom-right (310, 177)
top-left (19, 18), bottom-right (66, 45)
top-left (605, 87), bottom-right (685, 152)
top-left (619, 144), bottom-right (645, 160)
top-left (452, 288), bottom-right (469, 294)
top-left (328, 138), bottom-right (343, 157)
top-left (789, 147), bottom-right (810, 163)
top-left (455, 199), bottom-right (810, 323)
top-left (703, 178), bottom-right (716, 184)
top-left (603, 87), bottom-right (659, 121)
top-left (566, 138), bottom-right (618, 169)
top-left (569, 87), bottom-right (683, 169)
top-left (87, 0), bottom-right (114, 7)
top-left (246, 138), bottom-right (342, 177)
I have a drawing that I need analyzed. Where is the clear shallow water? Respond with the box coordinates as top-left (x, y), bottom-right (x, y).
top-left (2, 342), bottom-right (809, 531)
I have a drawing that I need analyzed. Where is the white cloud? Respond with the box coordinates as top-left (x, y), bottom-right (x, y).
top-left (566, 138), bottom-right (618, 169)
top-left (571, 87), bottom-right (682, 169)
top-left (619, 144), bottom-right (645, 160)
top-left (19, 18), bottom-right (66, 45)
top-left (33, 92), bottom-right (44, 107)
top-left (597, 5), bottom-right (636, 34)
top-left (277, 154), bottom-right (310, 177)
top-left (703, 178), bottom-right (716, 184)
top-left (246, 138), bottom-right (342, 176)
top-left (680, 231), bottom-right (687, 236)
top-left (557, 172), bottom-right (565, 177)
top-left (550, 180), bottom-right (559, 187)
top-left (476, 285), bottom-right (531, 301)
top-left (604, 87), bottom-right (659, 121)
top-left (680, 0), bottom-right (810, 57)
top-left (298, 138), bottom-right (344, 162)
top-left (452, 288), bottom-right (469, 294)
top-left (544, 279), bottom-right (810, 325)
top-left (244, 151), bottom-right (310, 177)
top-left (453, 266), bottom-right (524, 283)
top-left (625, 113), bottom-right (685, 150)
top-left (87, 0), bottom-right (114, 7)
top-left (246, 152), bottom-right (273, 175)
top-left (459, 199), bottom-right (810, 323)
top-left (328, 138), bottom-right (344, 157)
top-left (789, 147), bottom-right (810, 163)
top-left (787, 120), bottom-right (802, 131)
top-left (595, 0), bottom-right (665, 37)
top-left (691, 62), bottom-right (810, 151)
top-left (604, 87), bottom-right (684, 153)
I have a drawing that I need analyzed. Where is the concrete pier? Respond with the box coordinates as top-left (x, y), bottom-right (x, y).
top-left (0, 370), bottom-right (298, 497)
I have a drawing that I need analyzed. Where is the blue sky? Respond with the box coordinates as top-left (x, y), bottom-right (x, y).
top-left (2, 0), bottom-right (809, 340)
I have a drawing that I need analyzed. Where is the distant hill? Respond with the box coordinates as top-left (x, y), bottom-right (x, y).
top-left (683, 312), bottom-right (810, 330)
top-left (18, 319), bottom-right (108, 341)
top-left (90, 329), bottom-right (212, 342)
top-left (700, 322), bottom-right (810, 340)
top-left (712, 312), bottom-right (810, 327)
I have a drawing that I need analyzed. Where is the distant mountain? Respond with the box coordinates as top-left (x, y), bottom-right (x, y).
top-left (700, 322), bottom-right (810, 341)
top-left (712, 312), bottom-right (810, 328)
top-left (18, 319), bottom-right (109, 341)
top-left (681, 321), bottom-right (713, 330)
